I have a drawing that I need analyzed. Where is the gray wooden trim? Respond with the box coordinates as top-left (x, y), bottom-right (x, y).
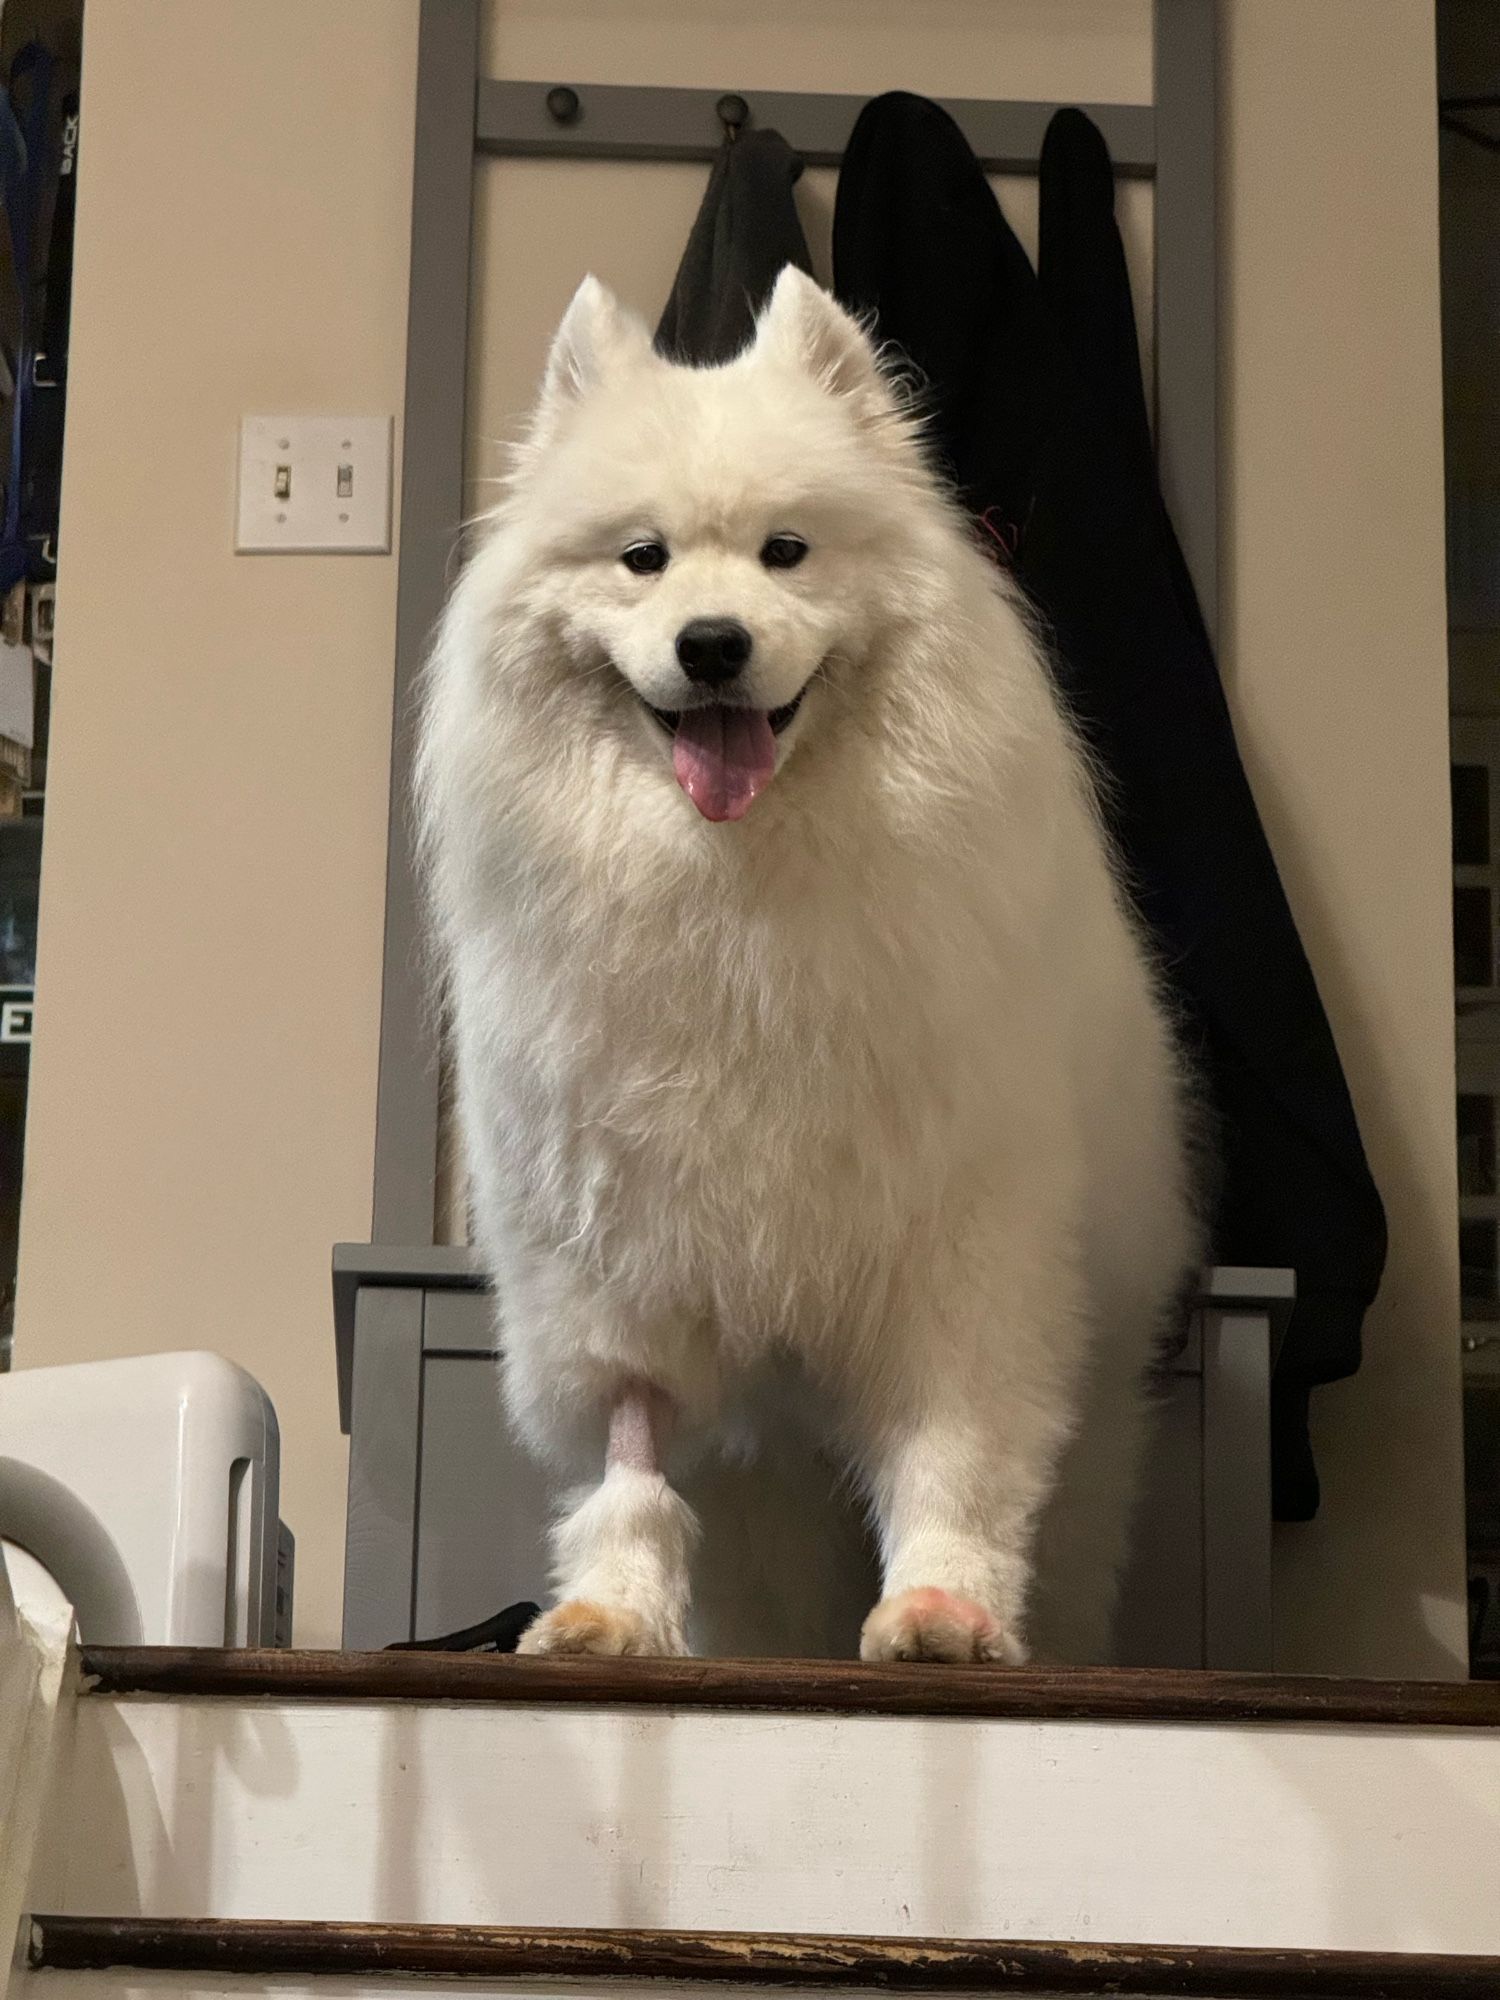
top-left (1200, 1308), bottom-right (1274, 1669)
top-left (333, 1240), bottom-right (482, 1430)
top-left (341, 1288), bottom-right (425, 1649)
top-left (1153, 0), bottom-right (1220, 644)
top-left (1197, 1266), bottom-right (1294, 1307)
top-left (1200, 1265), bottom-right (1294, 1366)
top-left (371, 0), bottom-right (481, 1248)
top-left (422, 1286), bottom-right (497, 1354)
top-left (476, 79), bottom-right (1156, 175)
top-left (332, 1247), bottom-right (1288, 1429)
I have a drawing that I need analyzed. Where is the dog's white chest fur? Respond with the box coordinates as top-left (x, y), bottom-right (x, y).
top-left (419, 268), bottom-right (1198, 1664)
top-left (489, 849), bottom-right (957, 1259)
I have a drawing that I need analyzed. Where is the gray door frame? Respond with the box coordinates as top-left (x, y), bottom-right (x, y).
top-left (369, 0), bottom-right (1221, 1246)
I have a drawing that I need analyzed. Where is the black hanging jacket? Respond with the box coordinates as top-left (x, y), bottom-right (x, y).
top-left (833, 93), bottom-right (1388, 1518)
top-left (656, 127), bottom-right (813, 363)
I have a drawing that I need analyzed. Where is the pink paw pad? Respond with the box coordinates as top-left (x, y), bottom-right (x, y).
top-left (860, 1586), bottom-right (1025, 1665)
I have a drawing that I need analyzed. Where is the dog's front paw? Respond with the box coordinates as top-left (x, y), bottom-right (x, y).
top-left (517, 1598), bottom-right (684, 1658)
top-left (860, 1587), bottom-right (1026, 1665)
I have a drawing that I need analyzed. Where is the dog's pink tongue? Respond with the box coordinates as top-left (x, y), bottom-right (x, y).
top-left (672, 706), bottom-right (777, 822)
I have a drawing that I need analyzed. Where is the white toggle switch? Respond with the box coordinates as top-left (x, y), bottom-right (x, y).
top-left (236, 415), bottom-right (392, 553)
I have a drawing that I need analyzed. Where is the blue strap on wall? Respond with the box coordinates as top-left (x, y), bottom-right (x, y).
top-left (0, 42), bottom-right (56, 592)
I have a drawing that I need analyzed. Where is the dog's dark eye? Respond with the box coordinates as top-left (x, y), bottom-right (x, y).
top-left (622, 541), bottom-right (669, 576)
top-left (761, 534), bottom-right (808, 571)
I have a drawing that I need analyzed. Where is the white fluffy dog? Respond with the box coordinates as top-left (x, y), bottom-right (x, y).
top-left (417, 267), bottom-right (1198, 1666)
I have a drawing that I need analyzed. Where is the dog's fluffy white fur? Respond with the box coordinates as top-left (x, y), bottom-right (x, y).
top-left (417, 268), bottom-right (1199, 1665)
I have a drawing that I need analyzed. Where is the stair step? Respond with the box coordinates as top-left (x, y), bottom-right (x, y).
top-left (75, 1648), bottom-right (1500, 1727)
top-left (24, 1915), bottom-right (1500, 1999)
top-left (28, 1648), bottom-right (1500, 1955)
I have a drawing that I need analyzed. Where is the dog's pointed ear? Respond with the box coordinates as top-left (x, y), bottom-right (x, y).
top-left (533, 275), bottom-right (653, 434)
top-left (753, 267), bottom-right (889, 414)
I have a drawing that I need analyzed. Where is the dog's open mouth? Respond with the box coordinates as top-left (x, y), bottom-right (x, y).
top-left (641, 690), bottom-right (806, 823)
top-left (643, 691), bottom-right (805, 737)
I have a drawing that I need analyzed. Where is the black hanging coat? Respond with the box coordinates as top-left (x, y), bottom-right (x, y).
top-left (833, 93), bottom-right (1388, 1518)
top-left (648, 95), bottom-right (1388, 1518)
top-left (655, 127), bottom-right (814, 363)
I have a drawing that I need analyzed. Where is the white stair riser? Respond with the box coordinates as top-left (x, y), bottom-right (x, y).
top-left (33, 1697), bottom-right (1500, 1955)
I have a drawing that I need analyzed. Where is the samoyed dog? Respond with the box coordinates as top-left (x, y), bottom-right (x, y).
top-left (417, 267), bottom-right (1198, 1666)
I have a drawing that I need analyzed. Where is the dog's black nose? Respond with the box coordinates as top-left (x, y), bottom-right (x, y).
top-left (676, 617), bottom-right (752, 686)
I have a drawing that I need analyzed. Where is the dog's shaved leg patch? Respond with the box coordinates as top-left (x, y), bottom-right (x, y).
top-left (607, 1379), bottom-right (674, 1475)
top-left (521, 1387), bottom-right (696, 1659)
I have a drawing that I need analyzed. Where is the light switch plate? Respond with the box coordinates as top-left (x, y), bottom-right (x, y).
top-left (236, 414), bottom-right (392, 553)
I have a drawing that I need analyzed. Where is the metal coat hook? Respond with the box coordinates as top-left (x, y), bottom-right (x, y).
top-left (715, 93), bottom-right (749, 143)
top-left (545, 85), bottom-right (581, 126)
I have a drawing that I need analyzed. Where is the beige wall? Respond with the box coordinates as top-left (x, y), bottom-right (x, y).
top-left (1220, 0), bottom-right (1464, 1675)
top-left (16, 0), bottom-right (1464, 1670)
top-left (15, 0), bottom-right (420, 1645)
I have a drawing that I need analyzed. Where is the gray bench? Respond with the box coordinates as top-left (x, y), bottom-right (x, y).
top-left (334, 1247), bottom-right (1291, 1668)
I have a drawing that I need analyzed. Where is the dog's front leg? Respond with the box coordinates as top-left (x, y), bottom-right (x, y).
top-left (853, 1235), bottom-right (1086, 1667)
top-left (519, 1380), bottom-right (699, 1658)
